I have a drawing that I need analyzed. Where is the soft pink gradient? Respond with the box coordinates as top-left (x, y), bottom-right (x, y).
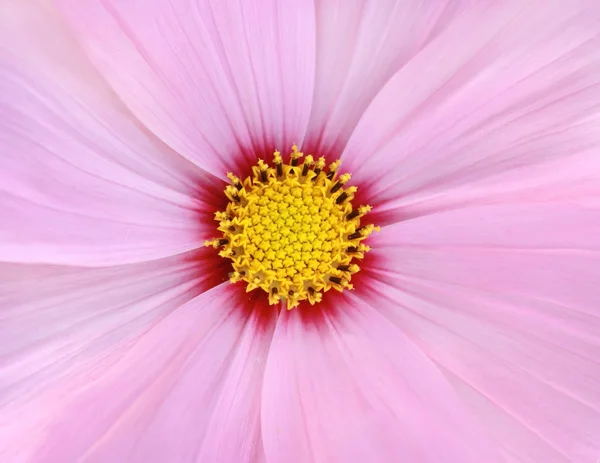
top-left (54, 0), bottom-right (317, 178)
top-left (1, 0), bottom-right (600, 462)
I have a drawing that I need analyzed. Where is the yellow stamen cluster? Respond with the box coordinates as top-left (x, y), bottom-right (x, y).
top-left (205, 146), bottom-right (378, 309)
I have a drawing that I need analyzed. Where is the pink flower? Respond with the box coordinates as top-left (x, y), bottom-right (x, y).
top-left (2, 0), bottom-right (600, 461)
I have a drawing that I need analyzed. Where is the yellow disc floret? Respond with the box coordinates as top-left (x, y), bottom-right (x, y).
top-left (205, 145), bottom-right (379, 309)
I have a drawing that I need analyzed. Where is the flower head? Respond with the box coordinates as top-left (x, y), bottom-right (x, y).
top-left (1, 0), bottom-right (600, 462)
top-left (205, 146), bottom-right (378, 308)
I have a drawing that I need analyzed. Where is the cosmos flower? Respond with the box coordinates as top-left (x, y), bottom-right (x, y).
top-left (1, 0), bottom-right (600, 462)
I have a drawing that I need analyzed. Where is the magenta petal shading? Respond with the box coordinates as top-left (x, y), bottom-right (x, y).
top-left (55, 0), bottom-right (316, 176)
top-left (0, 0), bottom-right (214, 267)
top-left (0, 253), bottom-right (208, 462)
top-left (365, 196), bottom-right (600, 462)
top-left (306, 0), bottom-right (470, 155)
top-left (260, 297), bottom-right (503, 462)
top-left (342, 1), bottom-right (600, 219)
top-left (9, 284), bottom-right (272, 462)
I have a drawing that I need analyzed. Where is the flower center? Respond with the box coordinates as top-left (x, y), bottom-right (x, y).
top-left (205, 146), bottom-right (378, 309)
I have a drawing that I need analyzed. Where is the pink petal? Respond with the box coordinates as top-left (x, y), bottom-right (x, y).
top-left (196, 302), bottom-right (274, 463)
top-left (0, 0), bottom-right (217, 267)
top-left (55, 0), bottom-right (316, 176)
top-left (371, 149), bottom-right (600, 226)
top-left (5, 283), bottom-right (272, 462)
top-left (366, 197), bottom-right (600, 462)
top-left (306, 0), bottom-right (470, 155)
top-left (261, 297), bottom-right (503, 462)
top-left (0, 252), bottom-right (213, 462)
top-left (342, 1), bottom-right (600, 219)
